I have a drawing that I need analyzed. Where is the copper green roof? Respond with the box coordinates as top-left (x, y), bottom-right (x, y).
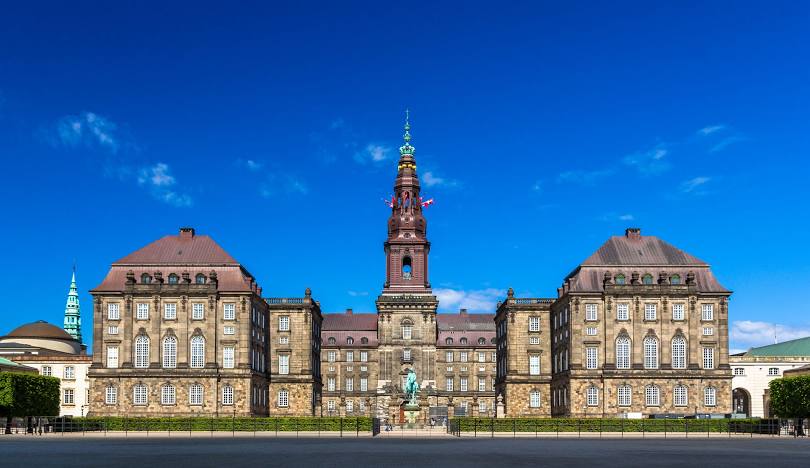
top-left (746, 336), bottom-right (810, 357)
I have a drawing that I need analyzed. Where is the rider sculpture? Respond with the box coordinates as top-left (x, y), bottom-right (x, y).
top-left (404, 369), bottom-right (420, 405)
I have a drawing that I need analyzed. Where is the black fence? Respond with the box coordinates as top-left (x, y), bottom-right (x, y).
top-left (3, 416), bottom-right (372, 437)
top-left (447, 418), bottom-right (809, 438)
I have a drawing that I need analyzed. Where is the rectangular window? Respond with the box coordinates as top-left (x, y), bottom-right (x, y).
top-left (360, 378), bottom-right (368, 392)
top-left (403, 348), bottom-right (411, 361)
top-left (224, 303), bottom-right (236, 320)
top-left (530, 391), bottom-right (541, 408)
top-left (192, 303), bottom-right (204, 320)
top-left (768, 367), bottom-right (779, 376)
top-left (644, 304), bottom-right (657, 321)
top-left (164, 303), bottom-right (177, 320)
top-left (134, 385), bottom-right (148, 405)
top-left (346, 351), bottom-right (354, 362)
top-left (161, 385), bottom-right (176, 405)
top-left (585, 327), bottom-right (597, 336)
top-left (703, 327), bottom-right (714, 336)
top-left (529, 316), bottom-right (540, 332)
top-left (733, 367), bottom-right (745, 376)
top-left (446, 351), bottom-right (453, 363)
top-left (328, 351), bottom-right (336, 363)
top-left (278, 391), bottom-right (289, 407)
top-left (586, 347), bottom-right (598, 370)
top-left (360, 351), bottom-right (368, 362)
top-left (479, 401), bottom-right (487, 414)
top-left (674, 386), bottom-right (688, 407)
top-left (222, 386), bottom-right (234, 405)
top-left (446, 378), bottom-right (454, 391)
top-left (529, 355), bottom-right (540, 375)
top-left (105, 386), bottom-right (117, 405)
top-left (585, 304), bottom-right (598, 321)
top-left (672, 303), bottom-right (685, 321)
top-left (402, 324), bottom-right (412, 339)
top-left (345, 378), bottom-right (353, 391)
top-left (327, 377), bottom-right (336, 391)
top-left (702, 304), bottom-right (714, 321)
top-left (223, 346), bottom-right (235, 369)
top-left (645, 386), bottom-right (660, 406)
top-left (279, 336), bottom-right (289, 345)
top-left (478, 352), bottom-right (485, 363)
top-left (136, 303), bottom-right (149, 320)
top-left (478, 378), bottom-right (486, 392)
top-left (107, 346), bottom-right (119, 368)
top-left (41, 366), bottom-right (52, 376)
top-left (107, 303), bottom-right (120, 320)
top-left (492, 352), bottom-right (496, 362)
top-left (617, 303), bottom-right (629, 321)
top-left (529, 336), bottom-right (540, 345)
top-left (460, 352), bottom-right (468, 362)
top-left (618, 386), bottom-right (631, 407)
top-left (703, 347), bottom-right (715, 369)
top-left (63, 388), bottom-right (74, 405)
top-left (279, 316), bottom-right (290, 331)
top-left (64, 366), bottom-right (75, 379)
top-left (224, 326), bottom-right (235, 335)
top-left (586, 387), bottom-right (599, 406)
top-left (108, 325), bottom-right (118, 335)
top-left (460, 377), bottom-right (468, 392)
top-left (327, 400), bottom-right (335, 412)
top-left (346, 400), bottom-right (354, 413)
top-left (279, 354), bottom-right (290, 374)
top-left (704, 388), bottom-right (716, 406)
top-left (189, 385), bottom-right (203, 405)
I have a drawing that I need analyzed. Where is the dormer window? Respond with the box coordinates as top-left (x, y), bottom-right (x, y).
top-left (347, 337), bottom-right (354, 345)
top-left (670, 274), bottom-right (681, 285)
top-left (459, 338), bottom-right (468, 345)
top-left (615, 274), bottom-right (626, 285)
top-left (445, 337), bottom-right (453, 345)
top-left (328, 337), bottom-right (336, 345)
top-left (360, 337), bottom-right (368, 345)
top-left (478, 337), bottom-right (486, 345)
top-left (195, 274), bottom-right (206, 284)
top-left (402, 256), bottom-right (413, 280)
top-left (642, 274), bottom-right (654, 285)
top-left (168, 274), bottom-right (179, 284)
top-left (141, 273), bottom-right (152, 284)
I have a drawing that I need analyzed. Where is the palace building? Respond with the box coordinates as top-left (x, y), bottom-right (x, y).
top-left (87, 116), bottom-right (732, 419)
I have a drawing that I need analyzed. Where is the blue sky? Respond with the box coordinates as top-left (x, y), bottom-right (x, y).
top-left (1, 1), bottom-right (808, 353)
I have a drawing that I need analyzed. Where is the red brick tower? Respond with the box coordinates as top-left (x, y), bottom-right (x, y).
top-left (382, 111), bottom-right (432, 294)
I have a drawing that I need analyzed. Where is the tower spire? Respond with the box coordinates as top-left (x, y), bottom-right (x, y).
top-left (400, 108), bottom-right (415, 157)
top-left (63, 267), bottom-right (82, 342)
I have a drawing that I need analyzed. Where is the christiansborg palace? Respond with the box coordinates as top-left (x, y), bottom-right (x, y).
top-left (85, 120), bottom-right (732, 420)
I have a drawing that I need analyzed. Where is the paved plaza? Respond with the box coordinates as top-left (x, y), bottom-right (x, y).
top-left (1, 435), bottom-right (808, 467)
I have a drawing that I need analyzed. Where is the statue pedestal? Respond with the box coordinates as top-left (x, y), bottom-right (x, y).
top-left (403, 403), bottom-right (422, 429)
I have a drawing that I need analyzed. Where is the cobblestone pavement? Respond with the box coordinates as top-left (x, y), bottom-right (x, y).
top-left (1, 435), bottom-right (808, 467)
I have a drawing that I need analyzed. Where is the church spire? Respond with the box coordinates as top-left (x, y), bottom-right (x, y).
top-left (63, 267), bottom-right (82, 342)
top-left (400, 108), bottom-right (414, 156)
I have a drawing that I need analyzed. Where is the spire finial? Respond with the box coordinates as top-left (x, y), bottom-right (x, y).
top-left (400, 108), bottom-right (415, 156)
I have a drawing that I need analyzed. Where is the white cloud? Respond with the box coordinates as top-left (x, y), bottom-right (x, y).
top-left (531, 181), bottom-right (542, 192)
top-left (330, 118), bottom-right (345, 130)
top-left (618, 214), bottom-right (634, 221)
top-left (622, 146), bottom-right (671, 175)
top-left (698, 125), bottom-right (726, 136)
top-left (54, 112), bottom-right (120, 153)
top-left (355, 143), bottom-right (391, 163)
top-left (557, 169), bottom-right (614, 185)
top-left (422, 171), bottom-right (459, 188)
top-left (731, 321), bottom-right (810, 351)
top-left (287, 177), bottom-right (309, 195)
top-left (137, 163), bottom-right (192, 207)
top-left (680, 176), bottom-right (711, 193)
top-left (709, 136), bottom-right (745, 153)
top-left (259, 174), bottom-right (309, 198)
top-left (435, 288), bottom-right (505, 313)
top-left (348, 290), bottom-right (369, 297)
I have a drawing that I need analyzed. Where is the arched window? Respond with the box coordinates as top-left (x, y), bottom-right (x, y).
top-left (402, 256), bottom-right (412, 280)
top-left (670, 274), bottom-right (681, 285)
top-left (643, 336), bottom-right (659, 369)
top-left (617, 385), bottom-right (632, 407)
top-left (704, 387), bottom-right (717, 406)
top-left (445, 337), bottom-right (453, 345)
top-left (168, 273), bottom-right (179, 284)
top-left (134, 335), bottom-right (150, 368)
top-left (674, 384), bottom-right (688, 407)
top-left (328, 337), bottom-right (336, 345)
top-left (222, 385), bottom-right (234, 405)
top-left (141, 273), bottom-right (152, 284)
top-left (346, 337), bottom-right (354, 345)
top-left (161, 384), bottom-right (176, 405)
top-left (401, 321), bottom-right (413, 339)
top-left (190, 336), bottom-right (205, 368)
top-left (189, 383), bottom-right (203, 405)
top-left (642, 274), bottom-right (654, 285)
top-left (478, 337), bottom-right (486, 345)
top-left (195, 273), bottom-right (206, 284)
top-left (586, 386), bottom-right (599, 406)
top-left (360, 337), bottom-right (368, 345)
top-left (133, 383), bottom-right (148, 405)
top-left (616, 336), bottom-right (631, 369)
top-left (162, 336), bottom-right (177, 368)
top-left (615, 274), bottom-right (626, 285)
top-left (671, 336), bottom-right (687, 369)
top-left (460, 338), bottom-right (468, 345)
top-left (645, 385), bottom-right (660, 406)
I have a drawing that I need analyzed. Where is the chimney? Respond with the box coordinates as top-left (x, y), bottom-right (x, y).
top-left (459, 308), bottom-right (468, 316)
top-left (625, 227), bottom-right (641, 240)
top-left (179, 227), bottom-right (195, 239)
top-left (345, 308), bottom-right (353, 315)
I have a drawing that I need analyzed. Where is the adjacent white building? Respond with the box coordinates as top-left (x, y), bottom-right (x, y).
top-left (730, 336), bottom-right (810, 417)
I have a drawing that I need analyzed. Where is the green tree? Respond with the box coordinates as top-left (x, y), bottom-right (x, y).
top-left (769, 375), bottom-right (810, 436)
top-left (0, 372), bottom-right (60, 433)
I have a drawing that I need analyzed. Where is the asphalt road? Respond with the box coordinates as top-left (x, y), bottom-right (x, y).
top-left (1, 436), bottom-right (808, 467)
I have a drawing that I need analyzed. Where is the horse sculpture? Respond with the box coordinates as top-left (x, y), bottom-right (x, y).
top-left (404, 369), bottom-right (420, 405)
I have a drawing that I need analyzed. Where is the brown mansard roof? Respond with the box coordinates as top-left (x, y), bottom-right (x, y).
top-left (321, 313), bottom-right (378, 331)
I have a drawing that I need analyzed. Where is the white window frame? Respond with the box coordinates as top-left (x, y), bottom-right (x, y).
top-left (279, 354), bottom-right (290, 374)
top-left (704, 387), bottom-right (716, 406)
top-left (279, 316), bottom-right (290, 331)
top-left (402, 324), bottom-right (413, 339)
top-left (702, 304), bottom-right (714, 321)
top-left (164, 303), bottom-right (177, 320)
top-left (278, 390), bottom-right (289, 407)
top-left (586, 387), bottom-right (599, 406)
top-left (529, 316), bottom-right (540, 332)
top-left (672, 303), bottom-right (685, 321)
top-left (618, 385), bottom-right (631, 407)
top-left (478, 377), bottom-right (486, 392)
top-left (586, 347), bottom-right (598, 370)
top-left (222, 385), bottom-right (234, 405)
top-left (360, 377), bottom-right (368, 392)
top-left (530, 390), bottom-right (541, 408)
top-left (107, 303), bottom-right (120, 320)
top-left (223, 346), bottom-right (235, 369)
top-left (136, 303), bottom-right (149, 320)
top-left (133, 384), bottom-right (148, 405)
top-left (674, 385), bottom-right (688, 407)
top-left (327, 377), bottom-right (336, 391)
top-left (585, 327), bottom-right (597, 336)
top-left (224, 326), bottom-right (235, 335)
top-left (446, 351), bottom-right (453, 363)
top-left (529, 336), bottom-right (540, 344)
top-left (703, 347), bottom-right (715, 369)
top-left (644, 303), bottom-right (657, 321)
top-left (63, 388), bottom-right (74, 405)
top-left (585, 304), bottom-right (598, 321)
top-left (446, 378), bottom-right (454, 391)
top-left (190, 336), bottom-right (205, 369)
top-left (460, 377), bottom-right (468, 392)
top-left (644, 337), bottom-right (659, 369)
top-left (345, 378), bottom-right (353, 392)
top-left (105, 386), bottom-right (117, 405)
top-left (41, 365), bottom-right (52, 376)
top-left (616, 337), bottom-right (631, 369)
top-left (162, 336), bottom-right (177, 368)
top-left (733, 367), bottom-right (745, 376)
top-left (617, 303), bottom-right (629, 321)
top-left (224, 303), bottom-right (236, 320)
top-left (529, 355), bottom-right (540, 375)
top-left (108, 325), bottom-right (119, 335)
top-left (645, 386), bottom-right (660, 407)
top-left (671, 336), bottom-right (687, 369)
top-left (161, 385), bottom-right (176, 405)
top-left (189, 384), bottom-right (203, 406)
top-left (346, 351), bottom-right (354, 362)
top-left (107, 346), bottom-right (119, 369)
top-left (192, 303), bottom-right (204, 320)
top-left (360, 351), bottom-right (368, 362)
top-left (327, 351), bottom-right (336, 363)
top-left (703, 327), bottom-right (714, 336)
top-left (460, 351), bottom-right (468, 362)
top-left (768, 367), bottom-right (779, 376)
top-left (135, 335), bottom-right (150, 368)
